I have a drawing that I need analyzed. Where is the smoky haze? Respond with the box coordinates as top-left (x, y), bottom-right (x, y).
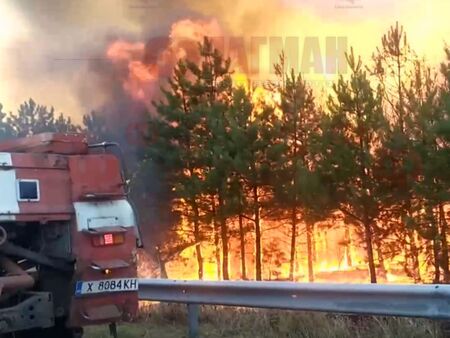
top-left (4, 0), bottom-right (206, 118)
top-left (3, 0), bottom-right (449, 119)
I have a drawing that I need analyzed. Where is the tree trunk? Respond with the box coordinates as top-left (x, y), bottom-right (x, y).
top-left (312, 227), bottom-right (317, 263)
top-left (289, 207), bottom-right (297, 281)
top-left (214, 229), bottom-right (222, 279)
top-left (363, 218), bottom-right (377, 283)
top-left (430, 206), bottom-right (441, 284)
top-left (376, 243), bottom-right (386, 280)
top-left (439, 204), bottom-right (450, 283)
top-left (344, 227), bottom-right (353, 267)
top-left (402, 235), bottom-right (411, 278)
top-left (211, 196), bottom-right (221, 280)
top-left (239, 214), bottom-right (247, 280)
top-left (433, 237), bottom-right (441, 284)
top-left (253, 185), bottom-right (262, 281)
top-left (306, 221), bottom-right (314, 282)
top-left (160, 262), bottom-right (168, 279)
top-left (408, 230), bottom-right (421, 283)
top-left (405, 204), bottom-right (421, 282)
top-left (193, 202), bottom-right (203, 280)
top-left (218, 192), bottom-right (229, 280)
top-left (156, 249), bottom-right (168, 279)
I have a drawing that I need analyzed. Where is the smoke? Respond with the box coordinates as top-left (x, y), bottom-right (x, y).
top-left (2, 0), bottom-right (217, 118)
top-left (3, 0), bottom-right (449, 120)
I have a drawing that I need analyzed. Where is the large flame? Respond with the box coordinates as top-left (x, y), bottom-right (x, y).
top-left (105, 18), bottom-right (224, 105)
top-left (139, 210), bottom-right (432, 283)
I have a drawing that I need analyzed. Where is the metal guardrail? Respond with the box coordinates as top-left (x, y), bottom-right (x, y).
top-left (138, 279), bottom-right (450, 337)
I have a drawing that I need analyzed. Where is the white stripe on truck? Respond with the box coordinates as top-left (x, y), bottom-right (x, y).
top-left (0, 153), bottom-right (18, 220)
top-left (74, 200), bottom-right (136, 231)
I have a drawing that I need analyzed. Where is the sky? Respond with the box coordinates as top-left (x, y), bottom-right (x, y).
top-left (0, 0), bottom-right (449, 120)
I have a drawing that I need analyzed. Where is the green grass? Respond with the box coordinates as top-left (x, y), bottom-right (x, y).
top-left (85, 303), bottom-right (444, 338)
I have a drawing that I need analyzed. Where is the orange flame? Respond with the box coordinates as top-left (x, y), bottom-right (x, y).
top-left (105, 19), bottom-right (224, 104)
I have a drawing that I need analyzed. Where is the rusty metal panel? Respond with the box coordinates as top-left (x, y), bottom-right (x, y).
top-left (68, 155), bottom-right (125, 201)
top-left (0, 133), bottom-right (88, 155)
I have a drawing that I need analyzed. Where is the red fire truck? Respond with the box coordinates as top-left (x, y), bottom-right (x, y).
top-left (0, 133), bottom-right (140, 337)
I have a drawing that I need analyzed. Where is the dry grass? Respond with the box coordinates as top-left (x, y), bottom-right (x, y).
top-left (85, 303), bottom-right (444, 338)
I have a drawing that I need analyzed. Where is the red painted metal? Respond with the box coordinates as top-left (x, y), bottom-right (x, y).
top-left (68, 155), bottom-right (125, 201)
top-left (0, 133), bottom-right (88, 155)
top-left (16, 167), bottom-right (73, 218)
top-left (10, 153), bottom-right (68, 170)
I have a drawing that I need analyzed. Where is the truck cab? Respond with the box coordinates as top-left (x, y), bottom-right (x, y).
top-left (0, 133), bottom-right (139, 337)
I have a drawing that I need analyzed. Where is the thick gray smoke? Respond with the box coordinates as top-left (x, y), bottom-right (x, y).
top-left (4, 0), bottom-right (204, 117)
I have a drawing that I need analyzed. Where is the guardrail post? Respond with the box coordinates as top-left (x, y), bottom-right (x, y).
top-left (187, 303), bottom-right (200, 338)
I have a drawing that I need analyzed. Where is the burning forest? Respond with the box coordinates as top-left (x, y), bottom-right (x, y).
top-left (1, 0), bottom-right (449, 286)
top-left (141, 31), bottom-right (450, 284)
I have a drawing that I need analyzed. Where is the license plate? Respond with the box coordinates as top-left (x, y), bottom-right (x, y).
top-left (75, 278), bottom-right (138, 296)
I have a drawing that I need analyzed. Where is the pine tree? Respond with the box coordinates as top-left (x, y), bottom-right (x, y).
top-left (82, 111), bottom-right (110, 142)
top-left (402, 55), bottom-right (450, 282)
top-left (319, 49), bottom-right (387, 283)
top-left (227, 87), bottom-right (254, 280)
top-left (149, 38), bottom-right (234, 279)
top-left (7, 99), bottom-right (79, 136)
top-left (149, 59), bottom-right (207, 280)
top-left (372, 23), bottom-right (423, 281)
top-left (188, 38), bottom-right (234, 280)
top-left (0, 104), bottom-right (14, 140)
top-left (271, 55), bottom-right (327, 282)
top-left (372, 22), bottom-right (415, 132)
top-left (227, 85), bottom-right (284, 280)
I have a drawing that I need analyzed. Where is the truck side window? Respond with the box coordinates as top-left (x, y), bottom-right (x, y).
top-left (17, 180), bottom-right (40, 202)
